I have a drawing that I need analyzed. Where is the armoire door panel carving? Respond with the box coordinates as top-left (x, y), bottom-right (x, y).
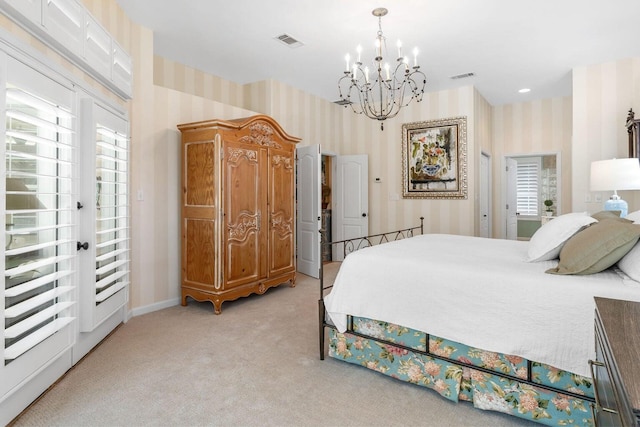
top-left (268, 148), bottom-right (295, 275)
top-left (223, 141), bottom-right (267, 289)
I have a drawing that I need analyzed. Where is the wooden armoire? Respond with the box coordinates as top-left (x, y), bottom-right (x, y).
top-left (177, 115), bottom-right (300, 314)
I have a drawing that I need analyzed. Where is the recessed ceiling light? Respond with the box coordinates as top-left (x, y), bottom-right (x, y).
top-left (518, 88), bottom-right (531, 93)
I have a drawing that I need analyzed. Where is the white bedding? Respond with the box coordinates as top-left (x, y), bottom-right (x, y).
top-left (324, 234), bottom-right (640, 377)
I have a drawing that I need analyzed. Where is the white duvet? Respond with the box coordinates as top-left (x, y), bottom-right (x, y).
top-left (324, 234), bottom-right (640, 377)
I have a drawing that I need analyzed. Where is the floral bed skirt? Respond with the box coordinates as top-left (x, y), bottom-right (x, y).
top-left (328, 317), bottom-right (594, 426)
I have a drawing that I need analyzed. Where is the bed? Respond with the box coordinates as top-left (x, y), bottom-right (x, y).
top-left (318, 213), bottom-right (640, 426)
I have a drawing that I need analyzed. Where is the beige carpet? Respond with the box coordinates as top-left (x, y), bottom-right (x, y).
top-left (12, 263), bottom-right (535, 427)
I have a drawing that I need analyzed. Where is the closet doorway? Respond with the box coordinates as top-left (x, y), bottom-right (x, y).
top-left (296, 146), bottom-right (368, 278)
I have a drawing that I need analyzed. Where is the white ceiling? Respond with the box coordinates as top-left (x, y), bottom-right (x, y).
top-left (116, 0), bottom-right (640, 106)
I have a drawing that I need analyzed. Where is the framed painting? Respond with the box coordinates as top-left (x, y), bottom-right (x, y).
top-left (402, 116), bottom-right (467, 199)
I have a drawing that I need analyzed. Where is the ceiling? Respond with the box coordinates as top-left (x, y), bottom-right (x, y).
top-left (116, 0), bottom-right (640, 106)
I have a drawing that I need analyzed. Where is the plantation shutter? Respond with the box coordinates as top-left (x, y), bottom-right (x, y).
top-left (516, 158), bottom-right (541, 217)
top-left (78, 100), bottom-right (129, 332)
top-left (4, 65), bottom-right (76, 363)
top-left (94, 121), bottom-right (129, 305)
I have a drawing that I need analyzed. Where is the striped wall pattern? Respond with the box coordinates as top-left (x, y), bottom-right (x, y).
top-left (153, 57), bottom-right (479, 237)
top-left (572, 58), bottom-right (640, 215)
top-left (154, 56), bottom-right (245, 108)
top-left (492, 96), bottom-right (573, 237)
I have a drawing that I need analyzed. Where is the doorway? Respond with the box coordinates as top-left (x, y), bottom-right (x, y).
top-left (296, 146), bottom-right (368, 277)
top-left (504, 153), bottom-right (561, 240)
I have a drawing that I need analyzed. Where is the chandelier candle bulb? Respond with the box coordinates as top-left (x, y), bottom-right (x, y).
top-left (365, 66), bottom-right (370, 83)
top-left (397, 40), bottom-right (402, 59)
top-left (385, 63), bottom-right (390, 80)
top-left (356, 45), bottom-right (362, 63)
top-left (413, 47), bottom-right (419, 67)
top-left (345, 53), bottom-right (350, 72)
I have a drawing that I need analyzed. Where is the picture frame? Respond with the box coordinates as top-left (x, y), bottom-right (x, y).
top-left (401, 116), bottom-right (467, 199)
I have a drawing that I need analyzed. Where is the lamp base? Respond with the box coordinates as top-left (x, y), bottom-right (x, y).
top-left (604, 196), bottom-right (628, 218)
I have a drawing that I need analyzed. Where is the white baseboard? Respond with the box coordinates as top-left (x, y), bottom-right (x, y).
top-left (129, 298), bottom-right (181, 318)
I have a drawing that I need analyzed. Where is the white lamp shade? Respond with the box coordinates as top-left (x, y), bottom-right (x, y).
top-left (590, 158), bottom-right (640, 191)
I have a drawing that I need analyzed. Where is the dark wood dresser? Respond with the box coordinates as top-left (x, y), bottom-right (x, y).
top-left (591, 297), bottom-right (640, 426)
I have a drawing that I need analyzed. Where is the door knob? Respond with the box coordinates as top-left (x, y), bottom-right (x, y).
top-left (362, 213), bottom-right (367, 217)
top-left (77, 241), bottom-right (89, 251)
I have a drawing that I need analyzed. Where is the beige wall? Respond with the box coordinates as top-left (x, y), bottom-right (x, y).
top-left (491, 97), bottom-right (573, 237)
top-left (572, 58), bottom-right (640, 215)
top-left (154, 56), bottom-right (245, 108)
top-left (154, 57), bottom-right (478, 236)
top-left (4, 1), bottom-right (640, 314)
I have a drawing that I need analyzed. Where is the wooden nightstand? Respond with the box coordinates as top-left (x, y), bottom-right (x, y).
top-left (590, 297), bottom-right (640, 426)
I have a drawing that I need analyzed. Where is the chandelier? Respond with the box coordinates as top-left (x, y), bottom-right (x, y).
top-left (338, 7), bottom-right (426, 130)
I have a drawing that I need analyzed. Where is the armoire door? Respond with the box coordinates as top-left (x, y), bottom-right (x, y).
top-left (268, 146), bottom-right (295, 277)
top-left (223, 139), bottom-right (268, 289)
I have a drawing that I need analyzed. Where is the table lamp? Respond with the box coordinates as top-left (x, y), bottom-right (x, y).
top-left (590, 158), bottom-right (640, 217)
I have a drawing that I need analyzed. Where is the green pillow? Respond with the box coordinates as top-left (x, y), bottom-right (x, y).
top-left (591, 210), bottom-right (623, 221)
top-left (546, 219), bottom-right (640, 275)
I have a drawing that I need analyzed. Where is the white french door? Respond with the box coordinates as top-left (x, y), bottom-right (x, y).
top-left (1, 55), bottom-right (77, 398)
top-left (78, 98), bottom-right (129, 334)
top-left (0, 53), bottom-right (129, 424)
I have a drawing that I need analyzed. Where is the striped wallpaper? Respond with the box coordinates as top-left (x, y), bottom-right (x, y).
top-left (572, 58), bottom-right (640, 215)
top-left (492, 96), bottom-right (573, 237)
top-left (3, 0), bottom-right (639, 313)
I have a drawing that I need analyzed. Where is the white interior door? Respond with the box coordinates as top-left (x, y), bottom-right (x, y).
top-left (506, 157), bottom-right (518, 240)
top-left (480, 153), bottom-right (490, 238)
top-left (333, 154), bottom-right (368, 261)
top-left (295, 144), bottom-right (321, 278)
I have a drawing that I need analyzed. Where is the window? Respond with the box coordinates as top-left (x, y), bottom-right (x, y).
top-left (516, 157), bottom-right (541, 217)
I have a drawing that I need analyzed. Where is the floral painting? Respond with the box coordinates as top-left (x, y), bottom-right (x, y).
top-left (402, 117), bottom-right (467, 199)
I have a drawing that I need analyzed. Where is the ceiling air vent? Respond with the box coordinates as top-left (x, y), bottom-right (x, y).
top-left (275, 33), bottom-right (304, 48)
top-left (450, 72), bottom-right (475, 80)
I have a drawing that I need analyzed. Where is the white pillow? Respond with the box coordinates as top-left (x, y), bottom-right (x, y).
top-left (527, 212), bottom-right (597, 262)
top-left (626, 210), bottom-right (640, 224)
top-left (618, 241), bottom-right (640, 282)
